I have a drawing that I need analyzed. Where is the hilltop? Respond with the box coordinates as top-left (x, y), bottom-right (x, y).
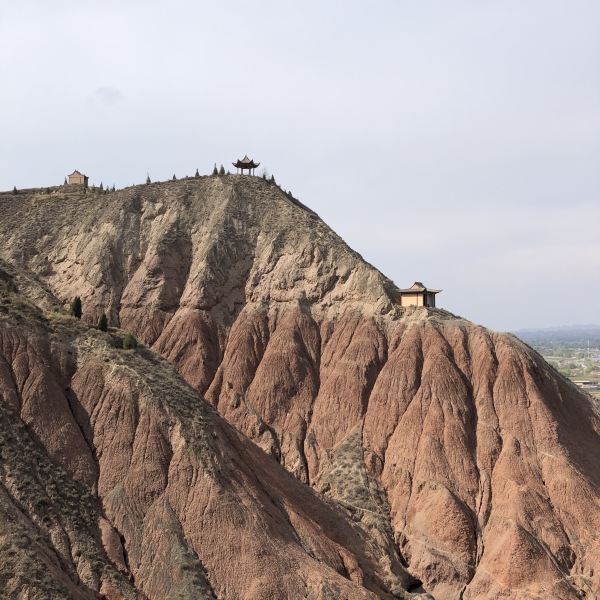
top-left (0, 175), bottom-right (598, 599)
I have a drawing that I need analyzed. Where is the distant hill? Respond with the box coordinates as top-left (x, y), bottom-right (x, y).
top-left (516, 324), bottom-right (600, 345)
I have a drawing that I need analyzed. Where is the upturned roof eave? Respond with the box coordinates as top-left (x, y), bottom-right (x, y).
top-left (398, 287), bottom-right (443, 294)
top-left (233, 156), bottom-right (260, 168)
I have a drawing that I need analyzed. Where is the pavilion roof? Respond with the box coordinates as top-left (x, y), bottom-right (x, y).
top-left (68, 170), bottom-right (88, 177)
top-left (233, 155), bottom-right (260, 168)
top-left (398, 281), bottom-right (442, 294)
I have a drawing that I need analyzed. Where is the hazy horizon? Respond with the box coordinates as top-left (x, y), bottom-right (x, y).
top-left (514, 323), bottom-right (600, 332)
top-left (1, 1), bottom-right (598, 331)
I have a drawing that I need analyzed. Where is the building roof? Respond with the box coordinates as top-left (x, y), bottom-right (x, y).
top-left (398, 281), bottom-right (442, 294)
top-left (68, 170), bottom-right (88, 178)
top-left (233, 155), bottom-right (260, 168)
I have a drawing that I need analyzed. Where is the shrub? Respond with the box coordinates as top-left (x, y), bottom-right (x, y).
top-left (122, 333), bottom-right (138, 350)
top-left (0, 278), bottom-right (17, 295)
top-left (70, 297), bottom-right (82, 319)
top-left (98, 313), bottom-right (108, 332)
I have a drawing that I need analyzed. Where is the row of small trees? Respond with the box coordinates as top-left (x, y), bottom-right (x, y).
top-left (10, 184), bottom-right (115, 195)
top-left (9, 165), bottom-right (293, 199)
top-left (69, 296), bottom-right (137, 349)
top-left (11, 164), bottom-right (273, 194)
top-left (146, 164), bottom-right (236, 183)
top-left (11, 161), bottom-right (281, 194)
top-left (62, 179), bottom-right (116, 192)
top-left (146, 166), bottom-right (221, 184)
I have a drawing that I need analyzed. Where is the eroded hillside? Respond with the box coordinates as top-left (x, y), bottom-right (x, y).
top-left (0, 263), bottom-right (420, 599)
top-left (0, 176), bottom-right (598, 599)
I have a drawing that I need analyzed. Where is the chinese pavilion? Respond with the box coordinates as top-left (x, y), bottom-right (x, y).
top-left (67, 170), bottom-right (89, 187)
top-left (398, 282), bottom-right (442, 308)
top-left (233, 155), bottom-right (260, 175)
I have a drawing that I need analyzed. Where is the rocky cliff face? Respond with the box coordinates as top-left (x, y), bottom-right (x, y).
top-left (0, 177), bottom-right (598, 599)
top-left (0, 264), bottom-right (416, 599)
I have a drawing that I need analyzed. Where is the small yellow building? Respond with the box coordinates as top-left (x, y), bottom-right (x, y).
top-left (67, 170), bottom-right (89, 187)
top-left (398, 282), bottom-right (442, 308)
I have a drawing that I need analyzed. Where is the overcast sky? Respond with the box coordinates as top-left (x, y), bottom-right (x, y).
top-left (0, 1), bottom-right (598, 331)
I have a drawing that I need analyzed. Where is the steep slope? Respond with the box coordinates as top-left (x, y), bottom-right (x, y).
top-left (0, 177), bottom-right (598, 599)
top-left (0, 264), bottom-right (418, 599)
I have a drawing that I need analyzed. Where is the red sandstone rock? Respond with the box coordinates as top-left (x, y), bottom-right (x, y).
top-left (0, 177), bottom-right (598, 599)
top-left (0, 275), bottom-right (415, 599)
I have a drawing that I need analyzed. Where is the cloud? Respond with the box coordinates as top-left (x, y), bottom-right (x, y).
top-left (92, 86), bottom-right (123, 106)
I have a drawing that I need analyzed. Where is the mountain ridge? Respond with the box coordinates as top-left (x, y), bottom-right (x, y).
top-left (0, 175), bottom-right (598, 599)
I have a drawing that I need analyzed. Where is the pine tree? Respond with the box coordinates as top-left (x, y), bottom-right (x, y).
top-left (122, 333), bottom-right (138, 350)
top-left (12, 186), bottom-right (17, 194)
top-left (172, 174), bottom-right (177, 180)
top-left (270, 174), bottom-right (275, 184)
top-left (212, 164), bottom-right (218, 176)
top-left (99, 182), bottom-right (104, 190)
top-left (111, 185), bottom-right (116, 192)
top-left (70, 296), bottom-right (82, 319)
top-left (3, 278), bottom-right (17, 294)
top-left (146, 174), bottom-right (151, 184)
top-left (195, 168), bottom-right (200, 177)
top-left (219, 164), bottom-right (225, 176)
top-left (64, 177), bottom-right (67, 185)
top-left (98, 313), bottom-right (108, 332)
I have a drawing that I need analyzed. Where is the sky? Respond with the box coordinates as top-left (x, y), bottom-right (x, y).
top-left (0, 1), bottom-right (598, 331)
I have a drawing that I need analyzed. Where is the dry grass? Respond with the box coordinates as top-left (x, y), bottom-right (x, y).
top-left (0, 265), bottom-right (217, 598)
top-left (0, 398), bottom-right (133, 598)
